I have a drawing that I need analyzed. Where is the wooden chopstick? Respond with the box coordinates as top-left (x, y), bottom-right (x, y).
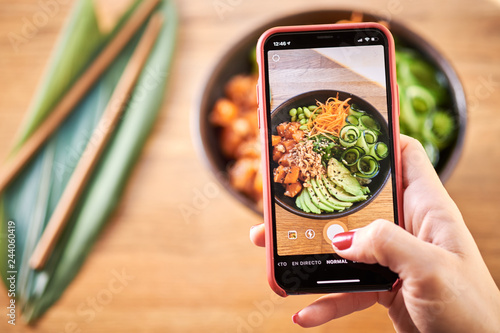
top-left (29, 13), bottom-right (164, 270)
top-left (0, 0), bottom-right (160, 194)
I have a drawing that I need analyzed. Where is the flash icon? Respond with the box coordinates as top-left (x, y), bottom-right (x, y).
top-left (305, 229), bottom-right (315, 239)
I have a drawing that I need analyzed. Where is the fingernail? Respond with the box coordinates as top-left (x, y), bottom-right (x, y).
top-left (250, 224), bottom-right (259, 231)
top-left (291, 312), bottom-right (299, 324)
top-left (332, 231), bottom-right (355, 250)
top-left (391, 278), bottom-right (402, 291)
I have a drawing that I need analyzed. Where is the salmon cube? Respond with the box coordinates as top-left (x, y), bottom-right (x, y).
top-left (273, 165), bottom-right (287, 183)
top-left (272, 146), bottom-right (284, 162)
top-left (278, 153), bottom-right (291, 167)
top-left (210, 99), bottom-right (237, 126)
top-left (282, 139), bottom-right (296, 152)
top-left (283, 122), bottom-right (300, 139)
top-left (271, 135), bottom-right (281, 146)
top-left (284, 182), bottom-right (302, 197)
top-left (284, 165), bottom-right (300, 184)
top-left (229, 158), bottom-right (257, 191)
top-left (277, 123), bottom-right (287, 137)
top-left (292, 130), bottom-right (304, 142)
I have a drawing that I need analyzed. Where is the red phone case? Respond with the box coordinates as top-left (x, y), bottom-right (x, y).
top-left (256, 22), bottom-right (404, 297)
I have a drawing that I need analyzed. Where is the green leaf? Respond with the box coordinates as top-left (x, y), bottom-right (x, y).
top-left (0, 0), bottom-right (177, 323)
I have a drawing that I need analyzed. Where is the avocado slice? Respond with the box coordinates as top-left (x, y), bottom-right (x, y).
top-left (297, 189), bottom-right (311, 213)
top-left (315, 177), bottom-right (352, 208)
top-left (302, 187), bottom-right (321, 214)
top-left (327, 158), bottom-right (365, 197)
top-left (311, 178), bottom-right (350, 210)
top-left (295, 190), bottom-right (303, 210)
top-left (309, 179), bottom-right (338, 212)
top-left (322, 177), bottom-right (367, 203)
top-left (306, 186), bottom-right (333, 213)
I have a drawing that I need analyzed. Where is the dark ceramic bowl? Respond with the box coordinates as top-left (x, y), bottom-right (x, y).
top-left (271, 90), bottom-right (391, 219)
top-left (194, 10), bottom-right (467, 215)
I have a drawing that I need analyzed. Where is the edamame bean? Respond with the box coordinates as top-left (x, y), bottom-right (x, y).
top-left (299, 119), bottom-right (306, 125)
top-left (291, 115), bottom-right (297, 122)
top-left (308, 105), bottom-right (316, 111)
top-left (297, 107), bottom-right (303, 114)
top-left (299, 125), bottom-right (308, 130)
top-left (298, 114), bottom-right (305, 120)
top-left (304, 108), bottom-right (311, 118)
top-left (289, 108), bottom-right (297, 117)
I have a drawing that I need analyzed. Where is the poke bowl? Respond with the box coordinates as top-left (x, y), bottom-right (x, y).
top-left (194, 10), bottom-right (467, 216)
top-left (270, 90), bottom-right (391, 219)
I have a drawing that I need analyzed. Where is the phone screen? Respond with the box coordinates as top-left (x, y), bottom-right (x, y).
top-left (262, 27), bottom-right (399, 293)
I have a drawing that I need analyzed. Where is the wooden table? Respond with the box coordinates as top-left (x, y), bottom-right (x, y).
top-left (0, 0), bottom-right (499, 332)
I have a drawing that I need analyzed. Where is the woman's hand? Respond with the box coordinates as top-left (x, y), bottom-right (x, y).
top-left (250, 135), bottom-right (500, 332)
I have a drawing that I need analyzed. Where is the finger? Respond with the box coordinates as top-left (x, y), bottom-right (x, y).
top-left (331, 219), bottom-right (438, 278)
top-left (249, 223), bottom-right (265, 247)
top-left (399, 135), bottom-right (442, 191)
top-left (399, 135), bottom-right (464, 236)
top-left (399, 135), bottom-right (457, 212)
top-left (388, 290), bottom-right (418, 333)
top-left (293, 292), bottom-right (378, 327)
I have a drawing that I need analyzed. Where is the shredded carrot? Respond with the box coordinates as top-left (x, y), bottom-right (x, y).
top-left (307, 94), bottom-right (351, 137)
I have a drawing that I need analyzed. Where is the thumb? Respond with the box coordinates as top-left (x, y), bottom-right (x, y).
top-left (332, 219), bottom-right (437, 277)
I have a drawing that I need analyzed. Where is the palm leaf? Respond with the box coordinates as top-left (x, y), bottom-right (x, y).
top-left (0, 0), bottom-right (177, 323)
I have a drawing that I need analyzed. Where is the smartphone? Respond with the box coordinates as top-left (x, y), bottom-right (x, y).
top-left (256, 23), bottom-right (403, 296)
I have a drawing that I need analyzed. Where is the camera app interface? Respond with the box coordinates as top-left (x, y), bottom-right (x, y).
top-left (267, 43), bottom-right (396, 256)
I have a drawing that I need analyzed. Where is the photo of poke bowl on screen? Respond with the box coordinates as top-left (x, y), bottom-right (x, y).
top-left (271, 89), bottom-right (391, 219)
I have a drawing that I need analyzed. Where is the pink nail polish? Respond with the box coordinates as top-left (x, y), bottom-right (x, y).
top-left (292, 312), bottom-right (299, 324)
top-left (391, 278), bottom-right (402, 291)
